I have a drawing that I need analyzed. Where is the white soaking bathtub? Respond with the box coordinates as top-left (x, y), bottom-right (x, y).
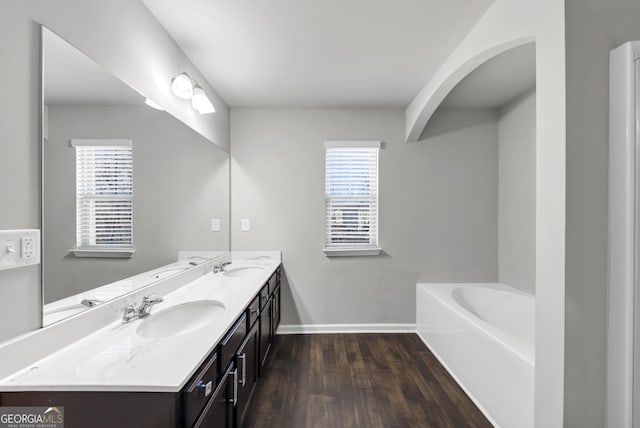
top-left (416, 283), bottom-right (534, 428)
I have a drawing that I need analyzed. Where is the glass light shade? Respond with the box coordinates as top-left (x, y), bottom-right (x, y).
top-left (192, 86), bottom-right (216, 114)
top-left (144, 97), bottom-right (165, 111)
top-left (171, 72), bottom-right (194, 99)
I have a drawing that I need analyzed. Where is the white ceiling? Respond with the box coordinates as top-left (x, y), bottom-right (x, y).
top-left (44, 28), bottom-right (143, 106)
top-left (142, 0), bottom-right (493, 108)
top-left (440, 42), bottom-right (536, 109)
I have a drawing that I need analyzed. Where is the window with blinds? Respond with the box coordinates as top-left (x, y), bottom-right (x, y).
top-left (324, 141), bottom-right (380, 255)
top-left (72, 139), bottom-right (133, 252)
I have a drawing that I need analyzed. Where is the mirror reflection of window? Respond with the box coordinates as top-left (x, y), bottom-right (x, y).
top-left (72, 139), bottom-right (133, 252)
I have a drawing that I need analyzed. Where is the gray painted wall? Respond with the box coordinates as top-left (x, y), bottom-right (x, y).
top-left (563, 0), bottom-right (640, 426)
top-left (231, 108), bottom-right (499, 325)
top-left (0, 0), bottom-right (230, 343)
top-left (43, 105), bottom-right (229, 303)
top-left (498, 89), bottom-right (536, 294)
top-left (0, 1), bottom-right (42, 343)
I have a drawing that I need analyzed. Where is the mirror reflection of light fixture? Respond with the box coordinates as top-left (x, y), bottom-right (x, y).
top-left (144, 97), bottom-right (165, 111)
top-left (192, 85), bottom-right (215, 114)
top-left (171, 72), bottom-right (215, 114)
top-left (171, 72), bottom-right (194, 99)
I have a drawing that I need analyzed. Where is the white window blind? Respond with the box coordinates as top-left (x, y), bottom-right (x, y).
top-left (324, 141), bottom-right (379, 252)
top-left (72, 139), bottom-right (133, 250)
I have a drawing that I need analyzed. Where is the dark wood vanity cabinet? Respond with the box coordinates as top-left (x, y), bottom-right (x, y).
top-left (258, 273), bottom-right (282, 375)
top-left (258, 293), bottom-right (273, 371)
top-left (193, 364), bottom-right (234, 428)
top-left (273, 284), bottom-right (281, 335)
top-left (0, 264), bottom-right (282, 428)
top-left (235, 324), bottom-right (258, 427)
top-left (190, 266), bottom-right (281, 428)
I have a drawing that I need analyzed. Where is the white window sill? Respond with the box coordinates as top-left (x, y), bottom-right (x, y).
top-left (69, 248), bottom-right (135, 258)
top-left (323, 247), bottom-right (382, 257)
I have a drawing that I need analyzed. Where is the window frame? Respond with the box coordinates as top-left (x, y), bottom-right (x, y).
top-left (70, 139), bottom-right (135, 258)
top-left (323, 140), bottom-right (382, 257)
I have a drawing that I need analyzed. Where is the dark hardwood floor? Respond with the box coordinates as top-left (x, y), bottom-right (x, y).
top-left (243, 333), bottom-right (492, 428)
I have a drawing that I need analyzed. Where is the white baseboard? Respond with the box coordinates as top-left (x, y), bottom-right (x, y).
top-left (276, 323), bottom-right (416, 335)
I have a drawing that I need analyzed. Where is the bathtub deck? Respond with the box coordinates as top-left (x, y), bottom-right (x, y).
top-left (244, 333), bottom-right (492, 428)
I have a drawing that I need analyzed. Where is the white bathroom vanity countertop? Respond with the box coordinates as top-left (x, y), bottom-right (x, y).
top-left (42, 256), bottom-right (224, 326)
top-left (0, 254), bottom-right (281, 392)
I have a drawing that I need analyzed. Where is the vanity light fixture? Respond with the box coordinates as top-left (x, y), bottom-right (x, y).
top-left (171, 72), bottom-right (216, 114)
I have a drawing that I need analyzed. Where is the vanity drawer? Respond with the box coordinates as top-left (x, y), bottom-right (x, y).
top-left (267, 272), bottom-right (277, 294)
top-left (220, 313), bottom-right (247, 372)
top-left (259, 284), bottom-right (270, 310)
top-left (183, 351), bottom-right (219, 428)
top-left (247, 295), bottom-right (260, 328)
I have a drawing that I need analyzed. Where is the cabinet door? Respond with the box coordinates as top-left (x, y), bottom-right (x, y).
top-left (236, 324), bottom-right (258, 427)
top-left (258, 297), bottom-right (273, 372)
top-left (272, 285), bottom-right (281, 335)
top-left (194, 366), bottom-right (236, 428)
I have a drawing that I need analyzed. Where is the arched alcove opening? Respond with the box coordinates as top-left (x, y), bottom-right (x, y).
top-left (406, 37), bottom-right (535, 142)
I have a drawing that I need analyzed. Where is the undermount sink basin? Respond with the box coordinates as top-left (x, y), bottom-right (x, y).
top-left (223, 266), bottom-right (265, 278)
top-left (136, 300), bottom-right (225, 339)
top-left (149, 266), bottom-right (190, 280)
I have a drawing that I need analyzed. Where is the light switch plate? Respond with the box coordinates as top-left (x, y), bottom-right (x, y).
top-left (211, 218), bottom-right (221, 232)
top-left (241, 218), bottom-right (250, 232)
top-left (0, 229), bottom-right (40, 271)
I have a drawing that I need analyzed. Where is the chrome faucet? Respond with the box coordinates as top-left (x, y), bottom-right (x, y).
top-left (121, 295), bottom-right (164, 323)
top-left (138, 295), bottom-right (164, 318)
top-left (121, 304), bottom-right (139, 323)
top-left (213, 261), bottom-right (232, 273)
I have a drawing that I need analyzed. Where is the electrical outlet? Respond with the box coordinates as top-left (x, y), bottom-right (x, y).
top-left (22, 237), bottom-right (34, 259)
top-left (241, 218), bottom-right (251, 232)
top-left (0, 229), bottom-right (40, 271)
top-left (211, 218), bottom-right (221, 232)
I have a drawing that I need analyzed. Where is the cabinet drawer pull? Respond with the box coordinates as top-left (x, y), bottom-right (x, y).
top-left (232, 369), bottom-right (238, 406)
top-left (197, 380), bottom-right (213, 397)
top-left (238, 353), bottom-right (246, 387)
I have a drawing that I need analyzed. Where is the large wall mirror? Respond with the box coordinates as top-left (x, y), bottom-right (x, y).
top-left (42, 27), bottom-right (230, 325)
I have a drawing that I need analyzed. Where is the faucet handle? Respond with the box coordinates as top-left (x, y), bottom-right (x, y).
top-left (121, 304), bottom-right (138, 323)
top-left (142, 294), bottom-right (163, 304)
top-left (138, 295), bottom-right (164, 319)
top-left (122, 303), bottom-right (137, 312)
